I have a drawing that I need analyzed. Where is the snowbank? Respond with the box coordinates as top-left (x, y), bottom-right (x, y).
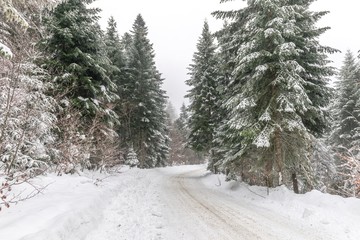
top-left (0, 168), bottom-right (129, 240)
top-left (201, 170), bottom-right (360, 240)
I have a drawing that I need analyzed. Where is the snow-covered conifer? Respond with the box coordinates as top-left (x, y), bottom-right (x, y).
top-left (212, 0), bottom-right (336, 190)
top-left (41, 0), bottom-right (118, 123)
top-left (186, 21), bottom-right (220, 154)
top-left (124, 14), bottom-right (169, 168)
top-left (330, 51), bottom-right (360, 149)
top-left (125, 147), bottom-right (139, 168)
top-left (329, 51), bottom-right (360, 197)
top-left (174, 103), bottom-right (190, 137)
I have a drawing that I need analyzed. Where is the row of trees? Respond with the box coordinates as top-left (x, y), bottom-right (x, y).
top-left (185, 0), bottom-right (359, 197)
top-left (0, 0), bottom-right (170, 183)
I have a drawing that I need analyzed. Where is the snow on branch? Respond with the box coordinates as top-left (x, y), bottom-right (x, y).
top-left (0, 0), bottom-right (29, 29)
top-left (0, 42), bottom-right (13, 58)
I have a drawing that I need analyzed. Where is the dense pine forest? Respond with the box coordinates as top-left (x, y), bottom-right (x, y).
top-left (0, 0), bottom-right (359, 210)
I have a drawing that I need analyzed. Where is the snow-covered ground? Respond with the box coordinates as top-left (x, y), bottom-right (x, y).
top-left (0, 165), bottom-right (359, 240)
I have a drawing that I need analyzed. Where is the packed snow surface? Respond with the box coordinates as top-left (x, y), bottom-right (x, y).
top-left (0, 165), bottom-right (359, 240)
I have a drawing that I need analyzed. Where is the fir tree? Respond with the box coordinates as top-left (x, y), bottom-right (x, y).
top-left (125, 14), bottom-right (169, 168)
top-left (105, 16), bottom-right (126, 76)
top-left (174, 103), bottom-right (189, 137)
top-left (212, 0), bottom-right (337, 190)
top-left (41, 0), bottom-right (118, 122)
top-left (186, 21), bottom-right (220, 154)
top-left (330, 51), bottom-right (360, 196)
top-left (104, 16), bottom-right (130, 138)
top-left (331, 51), bottom-right (360, 150)
top-left (207, 21), bottom-right (239, 173)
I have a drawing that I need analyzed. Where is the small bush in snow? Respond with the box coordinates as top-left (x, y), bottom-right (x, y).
top-left (125, 147), bottom-right (139, 168)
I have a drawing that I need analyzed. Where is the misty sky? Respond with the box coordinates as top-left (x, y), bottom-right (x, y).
top-left (91, 0), bottom-right (360, 114)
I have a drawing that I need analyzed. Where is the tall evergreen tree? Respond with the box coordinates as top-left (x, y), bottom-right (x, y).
top-left (212, 0), bottom-right (336, 190)
top-left (330, 51), bottom-right (360, 150)
top-left (105, 16), bottom-right (126, 77)
top-left (125, 14), bottom-right (169, 168)
top-left (208, 20), bottom-right (241, 173)
top-left (330, 52), bottom-right (360, 197)
top-left (41, 0), bottom-right (117, 122)
top-left (186, 21), bottom-right (220, 154)
top-left (104, 16), bottom-right (130, 140)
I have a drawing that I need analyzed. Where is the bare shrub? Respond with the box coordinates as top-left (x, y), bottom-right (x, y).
top-left (50, 102), bottom-right (122, 175)
top-left (331, 146), bottom-right (360, 198)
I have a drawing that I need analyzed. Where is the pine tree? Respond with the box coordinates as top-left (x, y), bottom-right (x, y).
top-left (329, 51), bottom-right (360, 197)
top-left (174, 103), bottom-right (189, 137)
top-left (41, 0), bottom-right (118, 122)
top-left (207, 21), bottom-right (240, 173)
top-left (186, 21), bottom-right (220, 154)
top-left (105, 16), bottom-right (126, 78)
top-left (125, 14), bottom-right (169, 168)
top-left (212, 0), bottom-right (337, 190)
top-left (331, 51), bottom-right (360, 150)
top-left (103, 16), bottom-right (130, 139)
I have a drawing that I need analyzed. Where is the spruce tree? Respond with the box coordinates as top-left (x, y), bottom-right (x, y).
top-left (125, 14), bottom-right (169, 168)
top-left (329, 51), bottom-right (360, 196)
top-left (212, 0), bottom-right (336, 190)
top-left (207, 21), bottom-right (240, 173)
top-left (104, 17), bottom-right (130, 140)
top-left (186, 21), bottom-right (220, 154)
top-left (331, 51), bottom-right (360, 150)
top-left (41, 0), bottom-right (118, 122)
top-left (105, 16), bottom-right (126, 78)
top-left (174, 103), bottom-right (189, 137)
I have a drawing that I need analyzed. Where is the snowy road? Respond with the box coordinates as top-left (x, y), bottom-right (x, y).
top-left (85, 166), bottom-right (337, 240)
top-left (161, 169), bottom-right (332, 240)
top-left (3, 165), bottom-right (358, 240)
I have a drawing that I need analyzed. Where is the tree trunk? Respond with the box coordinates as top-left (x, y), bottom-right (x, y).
top-left (265, 156), bottom-right (274, 188)
top-left (292, 172), bottom-right (299, 194)
top-left (274, 127), bottom-right (283, 185)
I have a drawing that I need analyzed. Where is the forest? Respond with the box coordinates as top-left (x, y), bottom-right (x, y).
top-left (0, 0), bottom-right (359, 212)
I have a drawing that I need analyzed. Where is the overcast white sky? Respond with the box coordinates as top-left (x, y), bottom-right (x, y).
top-left (91, 0), bottom-right (359, 114)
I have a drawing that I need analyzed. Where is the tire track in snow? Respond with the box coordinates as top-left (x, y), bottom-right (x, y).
top-left (163, 169), bottom-right (335, 240)
top-left (164, 171), bottom-right (264, 240)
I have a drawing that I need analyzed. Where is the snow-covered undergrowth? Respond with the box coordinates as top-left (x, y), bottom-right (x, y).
top-left (0, 165), bottom-right (359, 240)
